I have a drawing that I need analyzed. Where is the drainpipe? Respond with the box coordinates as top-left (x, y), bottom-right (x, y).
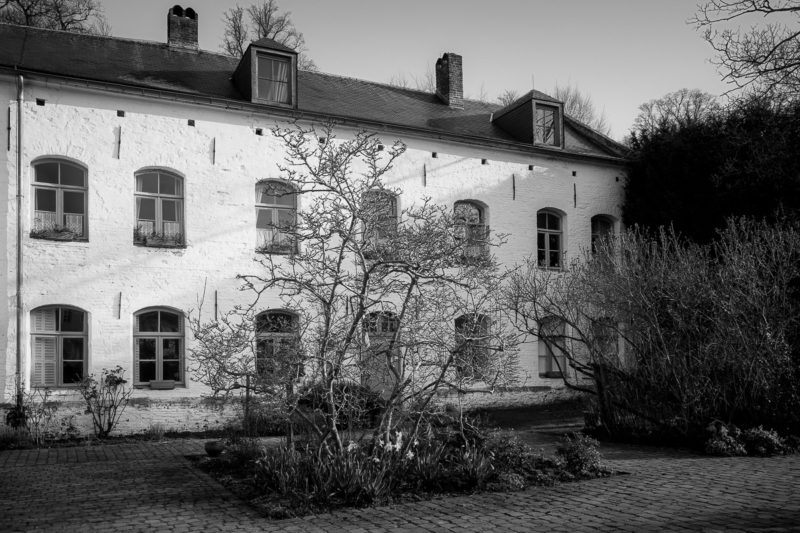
top-left (14, 73), bottom-right (23, 410)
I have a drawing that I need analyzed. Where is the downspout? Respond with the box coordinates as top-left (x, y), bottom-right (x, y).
top-left (14, 73), bottom-right (23, 410)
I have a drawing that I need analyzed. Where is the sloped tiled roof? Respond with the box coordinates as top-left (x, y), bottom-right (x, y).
top-left (0, 24), bottom-right (625, 160)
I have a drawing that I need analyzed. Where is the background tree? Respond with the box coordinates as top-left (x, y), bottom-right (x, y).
top-left (552, 83), bottom-right (611, 136)
top-left (190, 121), bottom-right (518, 455)
top-left (0, 0), bottom-right (109, 34)
top-left (496, 89), bottom-right (520, 107)
top-left (693, 0), bottom-right (800, 99)
top-left (630, 88), bottom-right (719, 137)
top-left (222, 0), bottom-right (317, 71)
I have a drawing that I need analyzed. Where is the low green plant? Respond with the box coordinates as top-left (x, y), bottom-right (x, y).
top-left (704, 423), bottom-right (747, 456)
top-left (143, 423), bottom-right (166, 441)
top-left (0, 424), bottom-right (33, 450)
top-left (740, 426), bottom-right (787, 457)
top-left (78, 366), bottom-right (133, 439)
top-left (556, 433), bottom-right (608, 478)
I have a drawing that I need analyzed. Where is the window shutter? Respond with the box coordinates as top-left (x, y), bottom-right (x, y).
top-left (32, 336), bottom-right (57, 386)
top-left (133, 338), bottom-right (140, 383)
top-left (33, 308), bottom-right (57, 332)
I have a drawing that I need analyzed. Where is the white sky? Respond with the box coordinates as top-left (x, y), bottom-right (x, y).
top-left (101, 0), bottom-right (732, 141)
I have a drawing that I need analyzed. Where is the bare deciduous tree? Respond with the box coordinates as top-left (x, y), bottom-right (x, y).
top-left (0, 0), bottom-right (109, 34)
top-left (497, 89), bottom-right (520, 107)
top-left (632, 88), bottom-right (719, 135)
top-left (190, 121), bottom-right (519, 455)
top-left (222, 0), bottom-right (317, 71)
top-left (693, 0), bottom-right (800, 98)
top-left (553, 83), bottom-right (611, 136)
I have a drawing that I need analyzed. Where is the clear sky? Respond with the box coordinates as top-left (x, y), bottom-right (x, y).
top-left (101, 0), bottom-right (731, 141)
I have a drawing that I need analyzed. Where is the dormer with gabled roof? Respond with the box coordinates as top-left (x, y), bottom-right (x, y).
top-left (233, 37), bottom-right (298, 109)
top-left (491, 90), bottom-right (566, 149)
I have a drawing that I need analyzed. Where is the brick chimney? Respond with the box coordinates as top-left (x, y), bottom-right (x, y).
top-left (435, 53), bottom-right (463, 109)
top-left (168, 5), bottom-right (198, 50)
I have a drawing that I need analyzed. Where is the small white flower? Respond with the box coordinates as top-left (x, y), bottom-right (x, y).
top-left (405, 450), bottom-right (415, 460)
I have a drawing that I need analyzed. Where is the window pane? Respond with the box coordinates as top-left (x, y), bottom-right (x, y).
top-left (162, 200), bottom-right (177, 222)
top-left (549, 251), bottom-right (560, 268)
top-left (138, 361), bottom-right (156, 382)
top-left (138, 312), bottom-right (159, 332)
top-left (60, 309), bottom-right (84, 332)
top-left (35, 163), bottom-right (59, 184)
top-left (162, 339), bottom-right (180, 359)
top-left (537, 249), bottom-right (546, 266)
top-left (137, 338), bottom-right (156, 359)
top-left (537, 232), bottom-right (545, 249)
top-left (62, 361), bottom-right (84, 383)
top-left (62, 337), bottom-right (84, 361)
top-left (549, 234), bottom-right (560, 252)
top-left (63, 191), bottom-right (85, 215)
top-left (35, 188), bottom-right (56, 212)
top-left (160, 312), bottom-right (180, 333)
top-left (137, 173), bottom-right (159, 193)
top-left (137, 198), bottom-right (156, 221)
top-left (159, 174), bottom-right (177, 196)
top-left (276, 190), bottom-right (295, 207)
top-left (256, 208), bottom-right (273, 229)
top-left (60, 164), bottom-right (85, 187)
top-left (277, 208), bottom-right (294, 229)
top-left (162, 360), bottom-right (181, 381)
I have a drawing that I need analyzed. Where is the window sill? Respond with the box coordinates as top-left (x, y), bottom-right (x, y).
top-left (255, 246), bottom-right (295, 255)
top-left (135, 381), bottom-right (184, 390)
top-left (30, 233), bottom-right (88, 242)
top-left (134, 241), bottom-right (186, 249)
top-left (539, 372), bottom-right (563, 379)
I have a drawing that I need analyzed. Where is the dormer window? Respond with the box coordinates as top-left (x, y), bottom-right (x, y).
top-left (257, 53), bottom-right (292, 104)
top-left (534, 103), bottom-right (561, 146)
top-left (233, 38), bottom-right (298, 108)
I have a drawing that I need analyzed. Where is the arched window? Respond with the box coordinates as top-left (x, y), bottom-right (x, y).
top-left (255, 180), bottom-right (297, 254)
top-left (31, 306), bottom-right (87, 386)
top-left (538, 316), bottom-right (566, 378)
top-left (363, 189), bottom-right (398, 254)
top-left (362, 310), bottom-right (401, 394)
top-left (455, 313), bottom-right (491, 379)
top-left (134, 308), bottom-right (184, 385)
top-left (255, 311), bottom-right (302, 378)
top-left (591, 215), bottom-right (614, 254)
top-left (32, 159), bottom-right (87, 240)
top-left (454, 201), bottom-right (488, 259)
top-left (537, 209), bottom-right (563, 269)
top-left (134, 169), bottom-right (184, 246)
top-left (364, 311), bottom-right (400, 336)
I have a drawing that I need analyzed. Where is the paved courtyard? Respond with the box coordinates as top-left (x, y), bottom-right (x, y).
top-left (1, 436), bottom-right (799, 532)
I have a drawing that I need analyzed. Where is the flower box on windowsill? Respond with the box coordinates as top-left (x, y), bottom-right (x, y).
top-left (133, 229), bottom-right (185, 248)
top-left (149, 380), bottom-right (176, 390)
top-left (30, 228), bottom-right (84, 241)
top-left (256, 243), bottom-right (295, 255)
top-left (539, 371), bottom-right (564, 379)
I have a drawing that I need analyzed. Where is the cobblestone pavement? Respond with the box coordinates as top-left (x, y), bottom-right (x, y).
top-left (1, 437), bottom-right (799, 532)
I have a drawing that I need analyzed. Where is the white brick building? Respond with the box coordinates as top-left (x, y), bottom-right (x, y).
top-left (0, 7), bottom-right (626, 433)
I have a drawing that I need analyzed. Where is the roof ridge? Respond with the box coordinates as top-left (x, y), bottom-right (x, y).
top-left (0, 22), bottom-right (235, 60)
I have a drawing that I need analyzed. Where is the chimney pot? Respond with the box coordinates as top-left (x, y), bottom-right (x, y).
top-left (168, 5), bottom-right (198, 50)
top-left (435, 52), bottom-right (463, 109)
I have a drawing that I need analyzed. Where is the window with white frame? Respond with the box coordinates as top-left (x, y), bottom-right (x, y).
top-left (32, 160), bottom-right (87, 240)
top-left (591, 215), bottom-right (614, 254)
top-left (134, 308), bottom-right (184, 385)
top-left (538, 316), bottom-right (566, 378)
top-left (454, 201), bottom-right (489, 259)
top-left (255, 311), bottom-right (302, 378)
top-left (537, 209), bottom-right (563, 269)
top-left (134, 170), bottom-right (184, 246)
top-left (31, 306), bottom-right (87, 386)
top-left (534, 103), bottom-right (561, 146)
top-left (256, 180), bottom-right (297, 254)
top-left (363, 189), bottom-right (398, 256)
top-left (454, 313), bottom-right (491, 380)
top-left (257, 53), bottom-right (292, 105)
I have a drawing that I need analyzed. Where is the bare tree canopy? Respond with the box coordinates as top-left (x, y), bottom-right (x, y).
top-left (693, 0), bottom-right (800, 98)
top-left (632, 88), bottom-right (719, 136)
top-left (0, 0), bottom-right (109, 34)
top-left (222, 0), bottom-right (317, 71)
top-left (497, 89), bottom-right (520, 107)
top-left (553, 83), bottom-right (611, 136)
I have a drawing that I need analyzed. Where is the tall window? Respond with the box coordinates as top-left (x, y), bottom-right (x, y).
top-left (32, 160), bottom-right (87, 240)
top-left (538, 317), bottom-right (566, 378)
top-left (257, 54), bottom-right (291, 104)
top-left (362, 311), bottom-right (401, 394)
top-left (31, 306), bottom-right (87, 386)
top-left (591, 215), bottom-right (614, 254)
top-left (256, 180), bottom-right (297, 254)
top-left (134, 170), bottom-right (184, 246)
top-left (535, 104), bottom-right (560, 146)
top-left (256, 311), bottom-right (301, 378)
top-left (134, 308), bottom-right (184, 385)
top-left (455, 313), bottom-right (491, 380)
top-left (363, 190), bottom-right (398, 255)
top-left (537, 209), bottom-right (563, 269)
top-left (454, 201), bottom-right (488, 259)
